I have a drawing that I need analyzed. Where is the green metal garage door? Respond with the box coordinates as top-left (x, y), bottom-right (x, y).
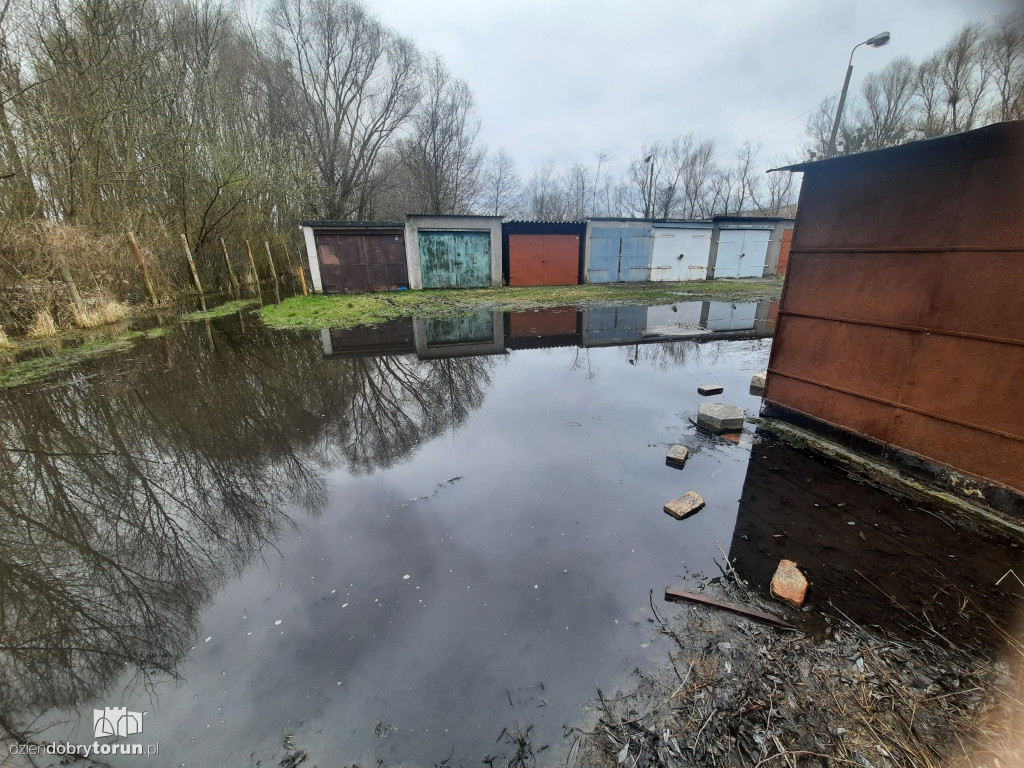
top-left (418, 231), bottom-right (491, 289)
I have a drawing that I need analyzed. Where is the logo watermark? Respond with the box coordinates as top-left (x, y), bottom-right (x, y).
top-left (94, 707), bottom-right (143, 738)
top-left (8, 706), bottom-right (159, 759)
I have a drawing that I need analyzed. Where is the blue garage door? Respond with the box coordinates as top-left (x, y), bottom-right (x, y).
top-left (588, 228), bottom-right (652, 283)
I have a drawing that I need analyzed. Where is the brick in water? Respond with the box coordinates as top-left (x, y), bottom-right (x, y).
top-left (664, 491), bottom-right (705, 520)
top-left (697, 384), bottom-right (724, 396)
top-left (750, 370), bottom-right (767, 396)
top-left (696, 403), bottom-right (745, 433)
top-left (665, 445), bottom-right (690, 468)
top-left (771, 559), bottom-right (808, 608)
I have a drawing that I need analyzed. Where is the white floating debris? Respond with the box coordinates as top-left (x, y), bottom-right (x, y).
top-left (403, 574), bottom-right (411, 580)
top-left (204, 637), bottom-right (212, 643)
top-left (342, 603), bottom-right (349, 608)
top-left (274, 619), bottom-right (282, 626)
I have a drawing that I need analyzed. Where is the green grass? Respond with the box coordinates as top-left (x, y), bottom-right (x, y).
top-left (181, 298), bottom-right (259, 322)
top-left (0, 326), bottom-right (170, 389)
top-left (261, 279), bottom-right (783, 330)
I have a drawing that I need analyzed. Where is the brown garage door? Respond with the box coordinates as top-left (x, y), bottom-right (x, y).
top-left (508, 233), bottom-right (579, 286)
top-left (315, 230), bottom-right (408, 293)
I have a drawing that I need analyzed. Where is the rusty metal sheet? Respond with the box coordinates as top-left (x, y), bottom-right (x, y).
top-left (766, 123), bottom-right (1024, 497)
top-left (315, 230), bottom-right (407, 294)
top-left (508, 234), bottom-right (580, 286)
top-left (776, 229), bottom-right (793, 276)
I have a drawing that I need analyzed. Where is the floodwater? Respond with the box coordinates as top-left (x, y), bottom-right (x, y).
top-left (1, 299), bottom-right (1020, 767)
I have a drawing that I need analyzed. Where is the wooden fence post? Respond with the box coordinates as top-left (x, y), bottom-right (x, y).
top-left (127, 232), bottom-right (158, 306)
top-left (180, 234), bottom-right (207, 312)
top-left (264, 241), bottom-right (281, 304)
top-left (245, 240), bottom-right (262, 305)
top-left (297, 263), bottom-right (308, 296)
top-left (221, 238), bottom-right (240, 298)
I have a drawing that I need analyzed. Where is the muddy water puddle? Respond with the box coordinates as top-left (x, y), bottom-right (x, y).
top-left (1, 301), bottom-right (1020, 767)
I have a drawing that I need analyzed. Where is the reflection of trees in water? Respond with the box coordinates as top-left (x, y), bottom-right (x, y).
top-left (0, 318), bottom-right (496, 741)
top-left (329, 355), bottom-right (494, 473)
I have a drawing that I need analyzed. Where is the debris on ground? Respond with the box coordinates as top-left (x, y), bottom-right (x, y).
top-left (770, 559), bottom-right (808, 608)
top-left (696, 403), bottom-right (745, 433)
top-left (697, 385), bottom-right (724, 396)
top-left (665, 445), bottom-right (690, 468)
top-left (665, 588), bottom-right (794, 630)
top-left (568, 582), bottom-right (1024, 768)
top-left (664, 492), bottom-right (705, 520)
top-left (750, 370), bottom-right (767, 396)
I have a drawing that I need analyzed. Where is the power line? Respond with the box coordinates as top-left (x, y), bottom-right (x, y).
top-left (712, 96), bottom-right (833, 160)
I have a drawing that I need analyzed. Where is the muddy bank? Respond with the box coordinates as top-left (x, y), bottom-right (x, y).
top-left (569, 431), bottom-right (1024, 768)
top-left (572, 588), bottom-right (1022, 768)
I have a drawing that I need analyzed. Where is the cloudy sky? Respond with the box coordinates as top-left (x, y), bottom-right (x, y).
top-left (367, 0), bottom-right (1017, 176)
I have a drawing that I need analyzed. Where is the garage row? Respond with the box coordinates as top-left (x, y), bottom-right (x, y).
top-left (300, 215), bottom-right (794, 294)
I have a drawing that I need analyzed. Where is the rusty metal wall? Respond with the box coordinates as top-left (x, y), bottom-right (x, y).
top-left (776, 229), bottom-right (793, 276)
top-left (765, 122), bottom-right (1024, 498)
top-left (508, 233), bottom-right (580, 286)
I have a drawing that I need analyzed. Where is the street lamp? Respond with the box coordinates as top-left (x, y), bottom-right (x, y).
top-left (643, 155), bottom-right (655, 219)
top-left (826, 30), bottom-right (890, 158)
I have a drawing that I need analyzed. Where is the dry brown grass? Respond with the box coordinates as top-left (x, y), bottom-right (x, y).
top-left (0, 327), bottom-right (13, 349)
top-left (26, 311), bottom-right (57, 337)
top-left (73, 299), bottom-right (130, 328)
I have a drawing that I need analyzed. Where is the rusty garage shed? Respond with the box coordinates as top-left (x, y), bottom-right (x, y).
top-left (764, 121), bottom-right (1024, 517)
top-left (300, 221), bottom-right (408, 294)
top-left (502, 221), bottom-right (584, 286)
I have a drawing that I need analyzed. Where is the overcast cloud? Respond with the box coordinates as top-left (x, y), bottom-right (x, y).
top-left (367, 0), bottom-right (1019, 175)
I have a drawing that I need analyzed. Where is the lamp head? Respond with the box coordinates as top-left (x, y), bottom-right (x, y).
top-left (865, 31), bottom-right (890, 48)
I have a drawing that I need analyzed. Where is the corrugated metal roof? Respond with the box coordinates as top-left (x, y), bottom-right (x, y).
top-left (504, 219), bottom-right (588, 225)
top-left (299, 220), bottom-right (403, 228)
top-left (404, 213), bottom-right (503, 219)
top-left (770, 121), bottom-right (1024, 174)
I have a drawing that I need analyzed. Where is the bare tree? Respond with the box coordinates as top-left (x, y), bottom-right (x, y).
top-left (398, 54), bottom-right (484, 215)
top-left (267, 0), bottom-right (420, 219)
top-left (983, 13), bottom-right (1024, 122)
top-left (523, 161), bottom-right (566, 220)
top-left (479, 145), bottom-right (521, 216)
top-left (856, 56), bottom-right (916, 150)
top-left (939, 24), bottom-right (990, 133)
top-left (562, 161), bottom-right (592, 219)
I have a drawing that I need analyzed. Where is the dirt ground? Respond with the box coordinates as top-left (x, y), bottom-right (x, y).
top-left (565, 583), bottom-right (1023, 768)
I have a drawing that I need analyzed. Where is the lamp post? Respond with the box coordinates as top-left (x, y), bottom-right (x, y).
top-left (643, 155), bottom-right (655, 218)
top-left (826, 31), bottom-right (890, 158)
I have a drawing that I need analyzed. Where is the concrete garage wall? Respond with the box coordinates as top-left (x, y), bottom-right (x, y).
top-left (405, 215), bottom-right (503, 290)
top-left (763, 122), bottom-right (1024, 517)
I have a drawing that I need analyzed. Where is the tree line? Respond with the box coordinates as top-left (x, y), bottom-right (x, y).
top-left (1, 1), bottom-right (1021, 325)
top-left (804, 17), bottom-right (1024, 158)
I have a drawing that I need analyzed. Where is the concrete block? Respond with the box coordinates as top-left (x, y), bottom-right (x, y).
top-left (664, 491), bottom-right (705, 520)
top-left (771, 559), bottom-right (808, 608)
top-left (697, 384), bottom-right (724, 396)
top-left (750, 370), bottom-right (767, 397)
top-left (665, 445), bottom-right (690, 468)
top-left (696, 403), bottom-right (745, 433)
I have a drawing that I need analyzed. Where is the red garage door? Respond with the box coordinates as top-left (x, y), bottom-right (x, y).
top-left (508, 234), bottom-right (579, 286)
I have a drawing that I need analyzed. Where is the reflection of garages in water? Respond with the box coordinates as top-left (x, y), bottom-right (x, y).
top-left (584, 221), bottom-right (653, 283)
top-left (503, 221), bottom-right (584, 286)
top-left (300, 221), bottom-right (408, 294)
top-left (650, 222), bottom-right (713, 281)
top-left (581, 305), bottom-right (646, 345)
top-left (405, 215), bottom-right (503, 290)
top-left (413, 310), bottom-right (505, 359)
